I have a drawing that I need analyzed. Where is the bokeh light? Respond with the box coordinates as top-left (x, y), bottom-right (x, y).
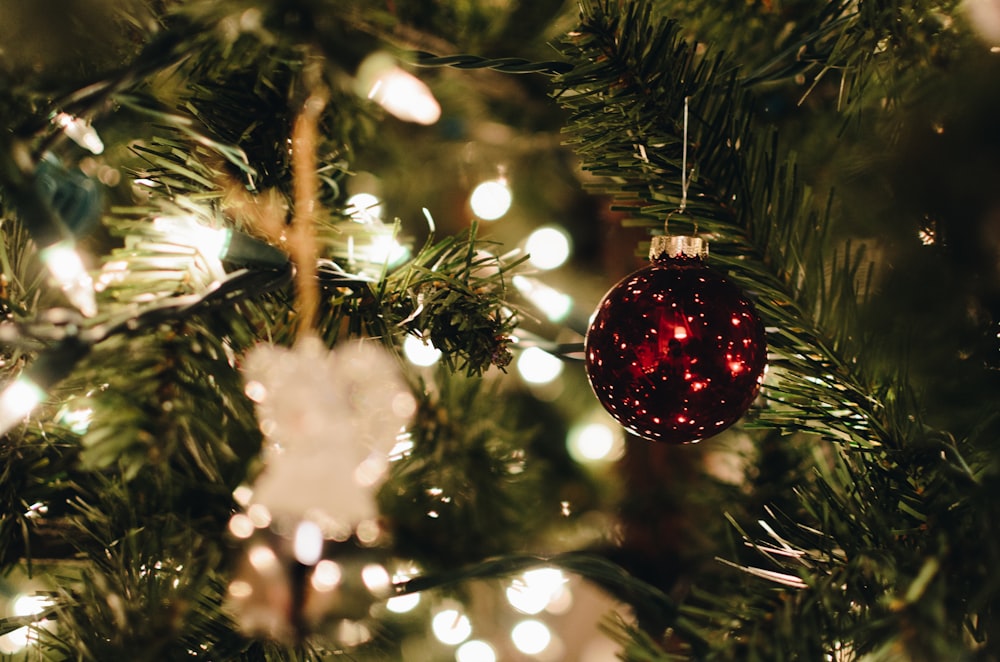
top-left (404, 334), bottom-right (442, 367)
top-left (512, 276), bottom-right (572, 323)
top-left (456, 639), bottom-right (497, 662)
top-left (432, 608), bottom-right (472, 645)
top-left (525, 226), bottom-right (571, 270)
top-left (516, 347), bottom-right (564, 385)
top-left (567, 420), bottom-right (625, 463)
top-left (506, 568), bottom-right (567, 615)
top-left (511, 619), bottom-right (552, 655)
top-left (469, 179), bottom-right (512, 221)
top-left (386, 592), bottom-right (421, 614)
top-left (346, 192), bottom-right (383, 222)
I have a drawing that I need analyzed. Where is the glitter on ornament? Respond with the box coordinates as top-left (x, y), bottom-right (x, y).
top-left (585, 236), bottom-right (767, 443)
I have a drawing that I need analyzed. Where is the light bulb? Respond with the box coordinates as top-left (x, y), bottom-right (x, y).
top-left (512, 276), bottom-right (572, 323)
top-left (38, 240), bottom-right (97, 317)
top-left (506, 568), bottom-right (567, 615)
top-left (567, 420), bottom-right (624, 463)
top-left (0, 377), bottom-right (45, 436)
top-left (511, 619), bottom-right (552, 655)
top-left (386, 592), bottom-right (421, 613)
top-left (469, 179), bottom-right (512, 221)
top-left (310, 560), bottom-right (343, 592)
top-left (456, 640), bottom-right (497, 662)
top-left (13, 594), bottom-right (54, 618)
top-left (152, 216), bottom-right (232, 258)
top-left (358, 53), bottom-right (441, 125)
top-left (53, 112), bottom-right (104, 154)
top-left (432, 608), bottom-right (472, 645)
top-left (403, 334), bottom-right (442, 367)
top-left (293, 520), bottom-right (324, 566)
top-left (516, 347), bottom-right (564, 385)
top-left (346, 192), bottom-right (383, 222)
top-left (525, 226), bottom-right (571, 270)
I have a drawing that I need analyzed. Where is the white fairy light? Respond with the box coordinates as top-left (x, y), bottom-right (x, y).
top-left (366, 233), bottom-right (409, 267)
top-left (456, 640), bottom-right (497, 662)
top-left (232, 485), bottom-right (254, 507)
top-left (336, 621), bottom-right (374, 646)
top-left (293, 520), bottom-right (325, 566)
top-left (151, 215), bottom-right (231, 280)
top-left (432, 608), bottom-right (472, 645)
top-left (346, 192), bottom-right (383, 222)
top-left (567, 420), bottom-right (625, 463)
top-left (52, 112), bottom-right (104, 154)
top-left (0, 628), bottom-right (29, 654)
top-left (358, 53), bottom-right (441, 125)
top-left (516, 347), bottom-right (564, 385)
top-left (246, 503), bottom-right (272, 529)
top-left (506, 568), bottom-right (567, 615)
top-left (525, 226), bottom-right (571, 270)
top-left (469, 178), bottom-right (513, 221)
top-left (511, 619), bottom-right (552, 655)
top-left (0, 593), bottom-right (55, 653)
top-left (38, 240), bottom-right (97, 317)
top-left (361, 564), bottom-right (392, 594)
top-left (310, 560), bottom-right (343, 592)
top-left (386, 592), bottom-right (421, 614)
top-left (0, 377), bottom-right (46, 437)
top-left (403, 334), bottom-right (442, 366)
top-left (227, 514), bottom-right (255, 539)
top-left (247, 544), bottom-right (279, 571)
top-left (512, 276), bottom-right (572, 323)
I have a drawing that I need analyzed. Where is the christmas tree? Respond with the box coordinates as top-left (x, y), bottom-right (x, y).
top-left (2, 0), bottom-right (1000, 659)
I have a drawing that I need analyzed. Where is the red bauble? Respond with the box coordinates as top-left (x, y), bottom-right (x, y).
top-left (585, 237), bottom-right (767, 443)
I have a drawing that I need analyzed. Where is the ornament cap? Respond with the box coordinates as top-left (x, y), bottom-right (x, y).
top-left (649, 235), bottom-right (708, 261)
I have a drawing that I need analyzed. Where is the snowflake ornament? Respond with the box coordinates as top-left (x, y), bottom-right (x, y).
top-left (241, 336), bottom-right (416, 526)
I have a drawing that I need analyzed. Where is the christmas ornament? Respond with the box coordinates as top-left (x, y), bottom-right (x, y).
top-left (225, 517), bottom-right (392, 642)
top-left (585, 235), bottom-right (766, 443)
top-left (228, 337), bottom-right (414, 640)
top-left (241, 336), bottom-right (416, 526)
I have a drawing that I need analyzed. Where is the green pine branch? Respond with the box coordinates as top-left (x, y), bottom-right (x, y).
top-left (553, 0), bottom-right (888, 448)
top-left (553, 1), bottom-right (1000, 658)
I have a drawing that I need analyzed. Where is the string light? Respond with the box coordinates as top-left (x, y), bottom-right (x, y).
top-left (511, 619), bottom-right (552, 655)
top-left (403, 334), bottom-right (442, 366)
top-left (506, 568), bottom-right (567, 615)
top-left (38, 239), bottom-right (97, 317)
top-left (0, 377), bottom-right (45, 436)
top-left (567, 419), bottom-right (625, 463)
top-left (346, 192), bottom-right (384, 222)
top-left (386, 592), bottom-right (421, 613)
top-left (292, 520), bottom-right (325, 566)
top-left (525, 226), bottom-right (571, 270)
top-left (52, 112), bottom-right (104, 154)
top-left (0, 594), bottom-right (55, 654)
top-left (357, 52), bottom-right (441, 125)
top-left (512, 276), bottom-right (572, 323)
top-left (431, 608), bottom-right (472, 645)
top-left (0, 341), bottom-right (89, 437)
top-left (456, 640), bottom-right (497, 662)
top-left (469, 178), bottom-right (512, 221)
top-left (516, 347), bottom-right (564, 385)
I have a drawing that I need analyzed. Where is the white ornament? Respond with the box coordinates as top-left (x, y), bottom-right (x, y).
top-left (241, 336), bottom-right (416, 525)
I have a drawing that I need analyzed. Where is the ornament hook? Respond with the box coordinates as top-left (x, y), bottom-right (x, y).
top-left (664, 96), bottom-right (694, 237)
